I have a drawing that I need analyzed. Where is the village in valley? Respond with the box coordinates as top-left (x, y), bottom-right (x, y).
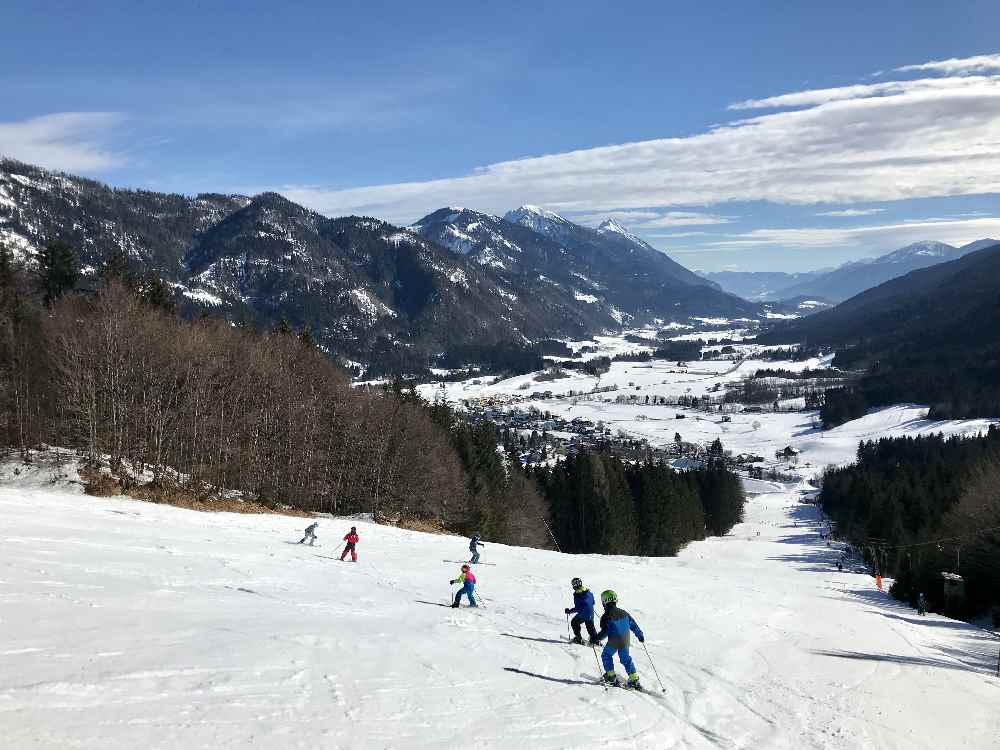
top-left (416, 320), bottom-right (845, 484)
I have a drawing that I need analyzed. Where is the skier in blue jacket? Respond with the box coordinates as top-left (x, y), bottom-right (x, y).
top-left (564, 577), bottom-right (598, 645)
top-left (594, 589), bottom-right (645, 690)
top-left (469, 533), bottom-right (485, 564)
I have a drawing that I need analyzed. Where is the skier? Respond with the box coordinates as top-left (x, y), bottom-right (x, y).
top-left (340, 526), bottom-right (359, 562)
top-left (450, 564), bottom-right (477, 608)
top-left (564, 577), bottom-right (598, 645)
top-left (593, 590), bottom-right (645, 690)
top-left (469, 533), bottom-right (485, 564)
top-left (917, 592), bottom-right (927, 616)
top-left (298, 521), bottom-right (318, 546)
top-left (836, 560), bottom-right (843, 572)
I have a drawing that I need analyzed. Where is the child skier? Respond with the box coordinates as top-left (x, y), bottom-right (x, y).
top-left (917, 592), bottom-right (927, 616)
top-left (564, 577), bottom-right (598, 645)
top-left (594, 590), bottom-right (645, 690)
top-left (449, 564), bottom-right (477, 608)
top-left (469, 533), bottom-right (485, 564)
top-left (298, 522), bottom-right (318, 546)
top-left (340, 527), bottom-right (359, 562)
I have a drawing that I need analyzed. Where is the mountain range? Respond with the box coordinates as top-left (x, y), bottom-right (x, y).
top-left (0, 158), bottom-right (754, 374)
top-left (760, 241), bottom-right (1000, 421)
top-left (702, 239), bottom-right (997, 303)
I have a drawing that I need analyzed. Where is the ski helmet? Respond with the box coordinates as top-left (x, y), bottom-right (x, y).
top-left (600, 589), bottom-right (618, 606)
top-left (571, 577), bottom-right (583, 589)
top-left (461, 564), bottom-right (470, 571)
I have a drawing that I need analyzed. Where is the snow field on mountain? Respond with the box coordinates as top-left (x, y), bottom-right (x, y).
top-left (2, 475), bottom-right (998, 749)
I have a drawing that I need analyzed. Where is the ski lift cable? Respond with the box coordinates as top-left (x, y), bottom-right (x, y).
top-left (853, 524), bottom-right (1000, 552)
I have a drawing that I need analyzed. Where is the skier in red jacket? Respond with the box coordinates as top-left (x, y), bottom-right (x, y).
top-left (340, 527), bottom-right (359, 562)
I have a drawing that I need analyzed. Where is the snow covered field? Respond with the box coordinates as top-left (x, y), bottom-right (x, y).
top-left (417, 354), bottom-right (833, 405)
top-left (417, 341), bottom-right (996, 484)
top-left (3, 476), bottom-right (998, 748)
top-left (5, 328), bottom-right (999, 748)
top-left (515, 402), bottom-right (998, 481)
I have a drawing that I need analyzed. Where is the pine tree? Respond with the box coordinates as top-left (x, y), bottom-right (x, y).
top-left (100, 247), bottom-right (136, 288)
top-left (298, 323), bottom-right (317, 349)
top-left (0, 244), bottom-right (13, 293)
top-left (139, 277), bottom-right (176, 314)
top-left (37, 240), bottom-right (78, 305)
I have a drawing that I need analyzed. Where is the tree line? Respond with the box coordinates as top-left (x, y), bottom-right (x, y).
top-left (1, 239), bottom-right (744, 558)
top-left (0, 242), bottom-right (549, 547)
top-left (820, 429), bottom-right (1000, 618)
top-left (533, 450), bottom-right (745, 556)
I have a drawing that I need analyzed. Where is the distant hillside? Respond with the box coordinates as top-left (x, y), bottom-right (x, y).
top-left (700, 270), bottom-right (823, 301)
top-left (760, 242), bottom-right (1000, 422)
top-left (775, 240), bottom-right (992, 303)
top-left (0, 159), bottom-right (762, 374)
top-left (0, 160), bottom-right (587, 373)
top-left (413, 206), bottom-right (753, 326)
top-left (706, 239), bottom-right (996, 304)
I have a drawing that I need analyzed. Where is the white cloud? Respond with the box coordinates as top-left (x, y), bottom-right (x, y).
top-left (640, 211), bottom-right (734, 228)
top-left (704, 216), bottom-right (1000, 250)
top-left (569, 209), bottom-right (662, 226)
top-left (0, 113), bottom-right (126, 172)
top-left (815, 208), bottom-right (886, 217)
top-left (896, 54), bottom-right (1000, 76)
top-left (645, 231), bottom-right (716, 239)
top-left (569, 209), bottom-right (732, 228)
top-left (280, 59), bottom-right (1000, 225)
top-left (727, 75), bottom-right (995, 110)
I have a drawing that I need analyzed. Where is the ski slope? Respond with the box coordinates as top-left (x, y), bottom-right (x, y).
top-left (2, 474), bottom-right (997, 748)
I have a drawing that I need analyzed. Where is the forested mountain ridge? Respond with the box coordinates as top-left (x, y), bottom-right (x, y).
top-left (705, 239), bottom-right (996, 304)
top-left (414, 205), bottom-right (756, 325)
top-left (760, 242), bottom-right (1000, 422)
top-left (766, 240), bottom-right (995, 304)
top-left (1, 159), bottom-right (759, 374)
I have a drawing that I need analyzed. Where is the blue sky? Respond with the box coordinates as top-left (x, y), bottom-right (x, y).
top-left (3, 1), bottom-right (1000, 271)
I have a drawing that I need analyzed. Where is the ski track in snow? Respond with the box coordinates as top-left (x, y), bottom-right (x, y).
top-left (1, 481), bottom-right (998, 748)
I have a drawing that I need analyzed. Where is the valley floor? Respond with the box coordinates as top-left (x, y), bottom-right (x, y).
top-left (2, 477), bottom-right (997, 748)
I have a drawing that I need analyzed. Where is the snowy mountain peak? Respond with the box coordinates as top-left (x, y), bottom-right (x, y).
top-left (502, 205), bottom-right (574, 237)
top-left (504, 204), bottom-right (567, 223)
top-left (596, 217), bottom-right (649, 245)
top-left (880, 240), bottom-right (955, 264)
top-left (597, 218), bottom-right (629, 235)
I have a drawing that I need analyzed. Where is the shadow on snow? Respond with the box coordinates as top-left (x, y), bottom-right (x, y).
top-left (501, 633), bottom-right (571, 646)
top-left (503, 667), bottom-right (594, 686)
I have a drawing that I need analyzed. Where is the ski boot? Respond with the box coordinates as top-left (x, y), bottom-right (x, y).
top-left (602, 671), bottom-right (620, 687)
top-left (627, 674), bottom-right (643, 691)
top-left (451, 601), bottom-right (460, 608)
top-left (571, 635), bottom-right (584, 645)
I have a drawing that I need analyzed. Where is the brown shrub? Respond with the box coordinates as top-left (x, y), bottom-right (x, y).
top-left (80, 466), bottom-right (122, 497)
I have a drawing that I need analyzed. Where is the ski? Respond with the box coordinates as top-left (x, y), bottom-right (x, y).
top-left (583, 673), bottom-right (651, 693)
top-left (442, 559), bottom-right (496, 566)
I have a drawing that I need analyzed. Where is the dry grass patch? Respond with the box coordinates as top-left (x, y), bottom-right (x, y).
top-left (80, 466), bottom-right (123, 496)
top-left (81, 464), bottom-right (309, 517)
top-left (394, 516), bottom-right (449, 535)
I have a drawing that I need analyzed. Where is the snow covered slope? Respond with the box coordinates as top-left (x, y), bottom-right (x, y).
top-left (2, 471), bottom-right (997, 748)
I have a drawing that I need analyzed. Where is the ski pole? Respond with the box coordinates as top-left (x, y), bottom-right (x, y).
top-left (641, 641), bottom-right (667, 693)
top-left (565, 612), bottom-right (573, 642)
top-left (590, 643), bottom-right (608, 691)
top-left (475, 590), bottom-right (487, 609)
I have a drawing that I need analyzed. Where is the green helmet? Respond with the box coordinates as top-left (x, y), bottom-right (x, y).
top-left (600, 589), bottom-right (618, 606)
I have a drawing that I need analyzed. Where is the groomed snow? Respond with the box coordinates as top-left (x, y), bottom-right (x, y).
top-left (2, 474), bottom-right (996, 748)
